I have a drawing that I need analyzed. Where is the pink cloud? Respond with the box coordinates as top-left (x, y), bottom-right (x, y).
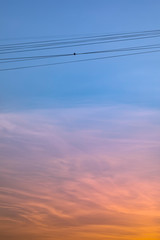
top-left (0, 105), bottom-right (160, 239)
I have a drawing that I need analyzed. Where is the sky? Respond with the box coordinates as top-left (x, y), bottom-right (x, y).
top-left (0, 1), bottom-right (160, 240)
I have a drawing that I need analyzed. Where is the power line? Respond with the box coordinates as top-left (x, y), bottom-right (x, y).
top-left (1, 28), bottom-right (160, 42)
top-left (0, 49), bottom-right (160, 72)
top-left (0, 43), bottom-right (160, 63)
top-left (1, 29), bottom-right (160, 71)
top-left (1, 29), bottom-right (160, 47)
top-left (1, 31), bottom-right (160, 54)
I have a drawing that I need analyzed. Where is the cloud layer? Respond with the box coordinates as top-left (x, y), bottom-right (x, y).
top-left (0, 105), bottom-right (160, 240)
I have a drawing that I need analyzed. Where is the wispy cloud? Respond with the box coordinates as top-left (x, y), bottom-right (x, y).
top-left (0, 105), bottom-right (160, 239)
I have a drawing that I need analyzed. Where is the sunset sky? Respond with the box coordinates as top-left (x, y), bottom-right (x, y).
top-left (0, 1), bottom-right (160, 240)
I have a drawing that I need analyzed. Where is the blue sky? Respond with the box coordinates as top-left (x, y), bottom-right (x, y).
top-left (0, 0), bottom-right (160, 111)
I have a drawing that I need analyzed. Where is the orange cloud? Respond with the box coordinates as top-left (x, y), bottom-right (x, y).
top-left (0, 106), bottom-right (160, 239)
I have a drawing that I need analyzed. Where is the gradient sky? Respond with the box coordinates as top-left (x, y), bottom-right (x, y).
top-left (0, 1), bottom-right (160, 240)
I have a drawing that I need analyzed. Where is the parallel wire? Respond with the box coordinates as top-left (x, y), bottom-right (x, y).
top-left (1, 29), bottom-right (160, 48)
top-left (1, 29), bottom-right (160, 71)
top-left (0, 49), bottom-right (160, 72)
top-left (0, 44), bottom-right (160, 63)
top-left (1, 33), bottom-right (160, 50)
top-left (1, 32), bottom-right (160, 54)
